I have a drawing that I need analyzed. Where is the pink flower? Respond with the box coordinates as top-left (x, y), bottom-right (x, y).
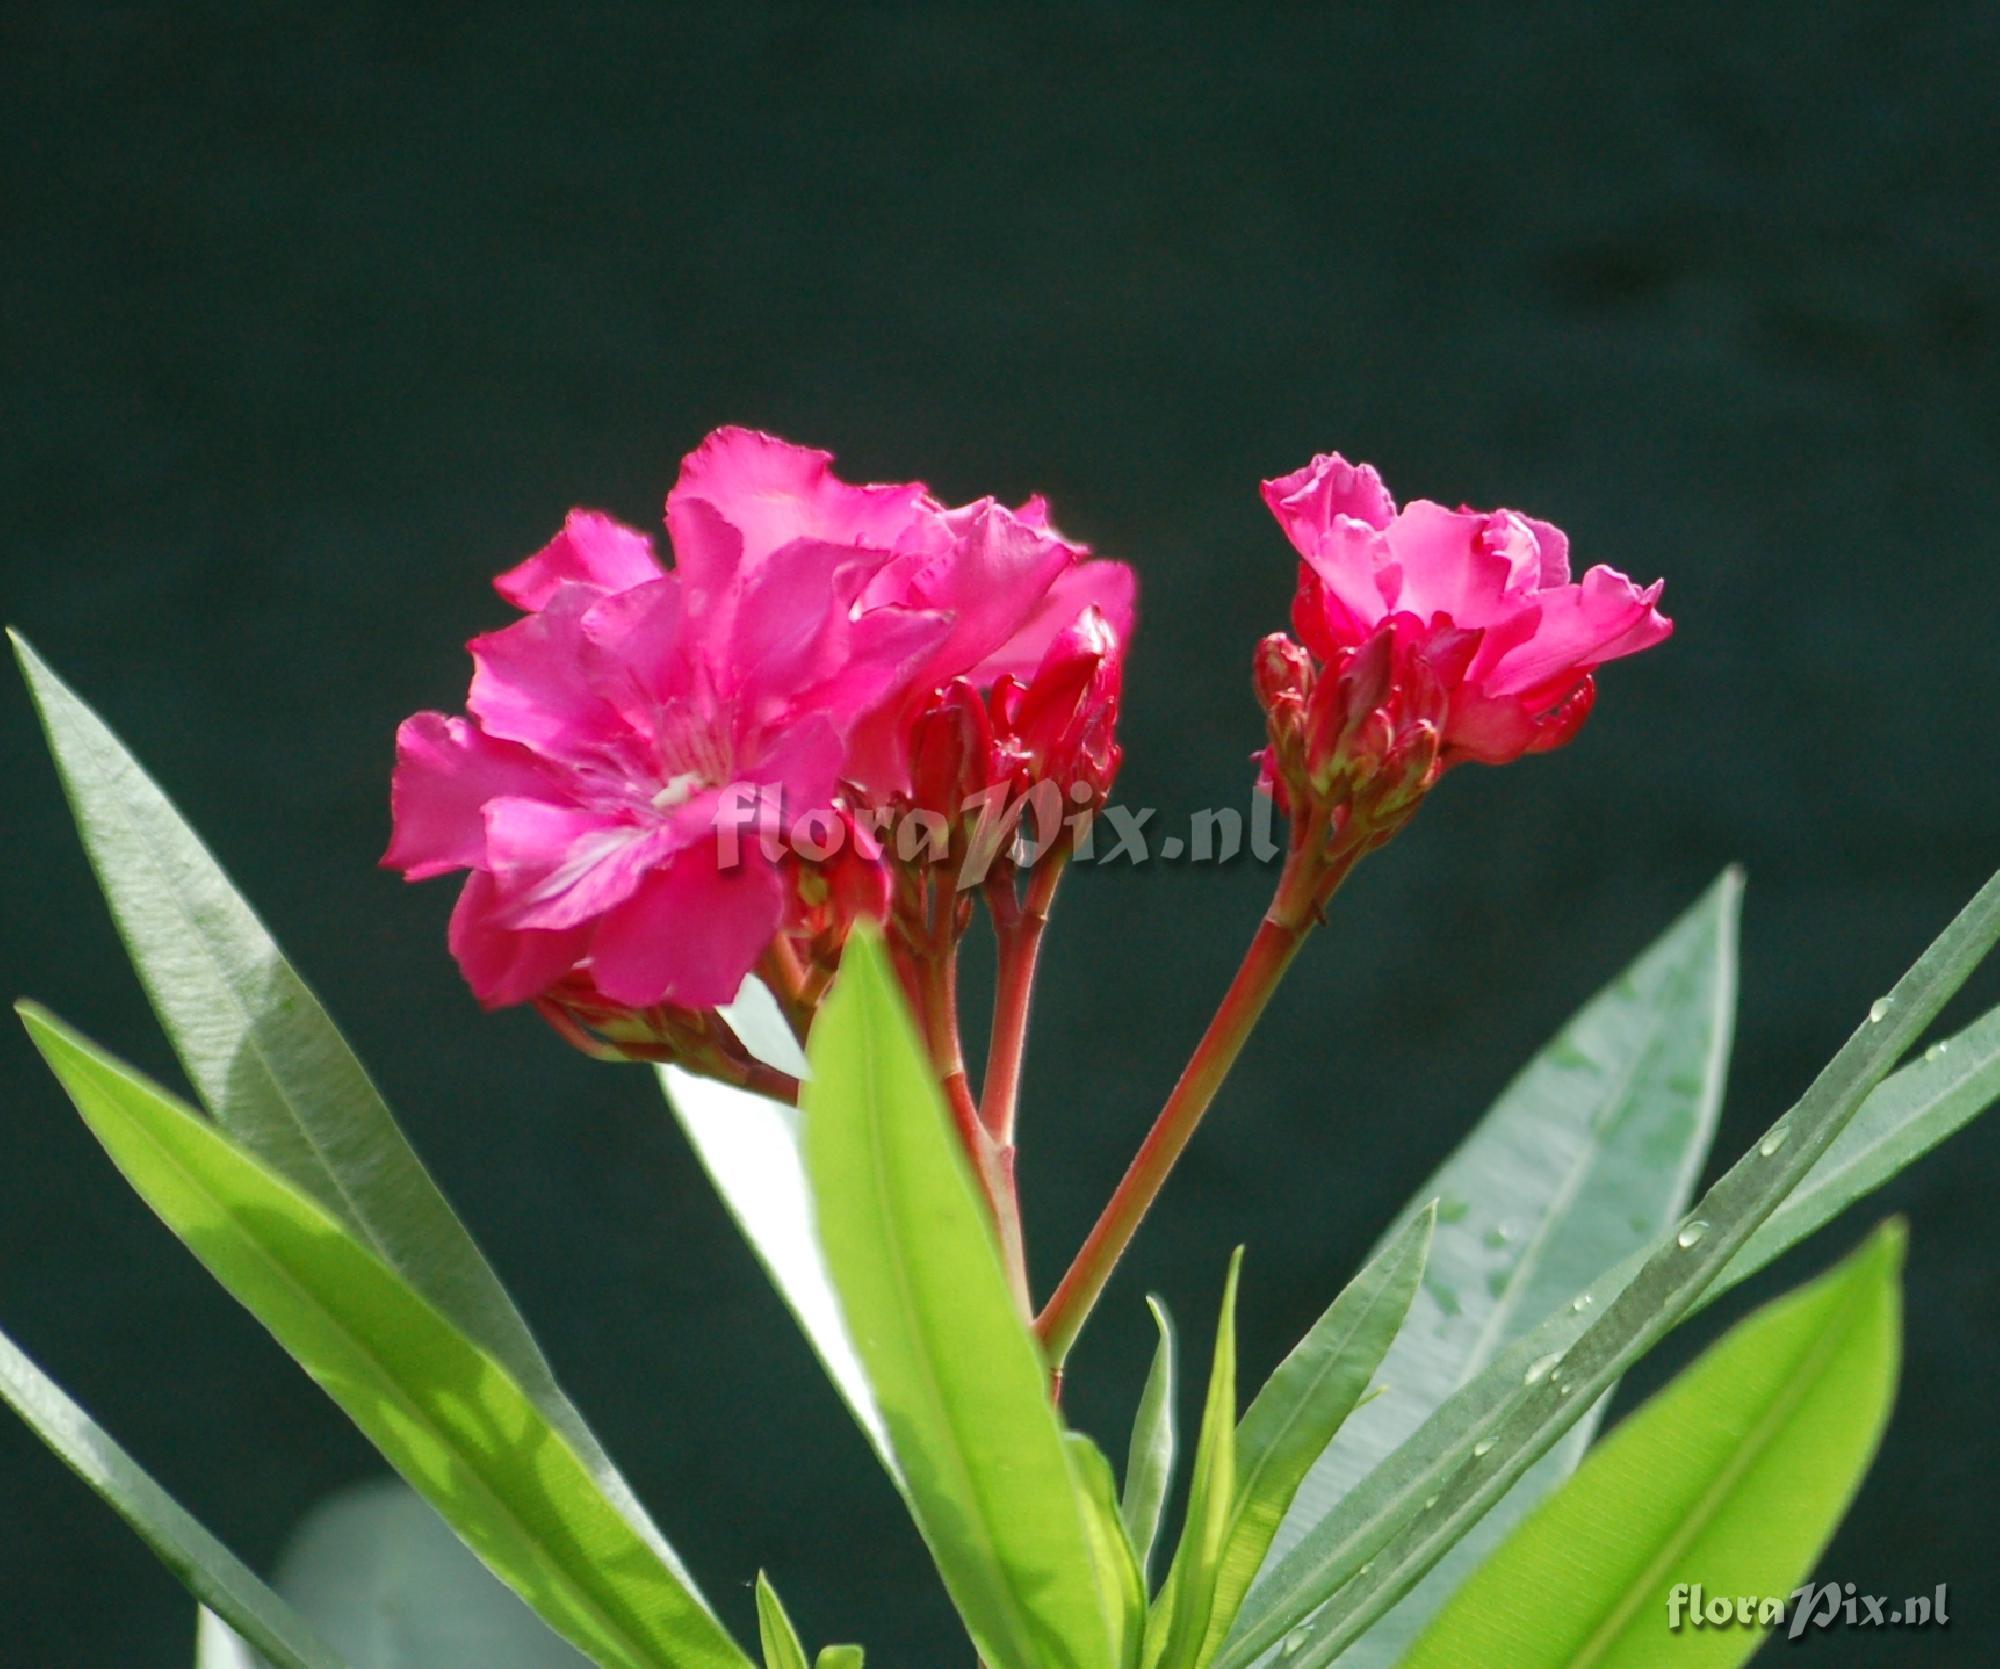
top-left (385, 426), bottom-right (1136, 1025)
top-left (1261, 452), bottom-right (1669, 770)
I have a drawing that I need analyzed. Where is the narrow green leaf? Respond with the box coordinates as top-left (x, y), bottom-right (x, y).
top-left (1193, 1204), bottom-right (1432, 1661)
top-left (1721, 997), bottom-right (2000, 1294)
top-left (813, 1651), bottom-right (863, 1669)
top-left (1222, 863), bottom-right (2000, 1669)
top-left (1258, 874), bottom-right (1740, 1665)
top-left (201, 1479), bottom-right (589, 1668)
top-left (0, 1321), bottom-right (347, 1669)
top-left (10, 636), bottom-right (671, 1557)
top-left (1120, 1297), bottom-right (1178, 1579)
top-left (801, 932), bottom-right (1110, 1669)
top-left (1067, 1435), bottom-right (1146, 1669)
top-left (754, 1574), bottom-right (810, 1669)
top-left (1148, 1249), bottom-right (1243, 1669)
top-left (1404, 1222), bottom-right (1903, 1668)
top-left (20, 1003), bottom-right (749, 1669)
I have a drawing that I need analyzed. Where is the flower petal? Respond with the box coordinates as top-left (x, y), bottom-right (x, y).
top-left (665, 426), bottom-right (939, 605)
top-left (588, 838), bottom-right (787, 1009)
top-left (467, 587), bottom-right (633, 765)
top-left (383, 714), bottom-right (565, 881)
top-left (494, 510), bottom-right (663, 610)
top-left (1262, 453), bottom-right (1398, 551)
top-left (973, 559), bottom-right (1137, 684)
top-left (447, 869), bottom-right (591, 1008)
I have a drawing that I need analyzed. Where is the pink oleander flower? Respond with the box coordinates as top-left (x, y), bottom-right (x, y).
top-left (384, 426), bottom-right (1135, 1033)
top-left (1261, 453), bottom-right (1670, 771)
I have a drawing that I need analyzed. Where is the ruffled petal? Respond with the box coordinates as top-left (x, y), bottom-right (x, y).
top-left (973, 559), bottom-right (1137, 684)
top-left (1261, 453), bottom-right (1397, 552)
top-left (494, 510), bottom-right (663, 611)
top-left (467, 587), bottom-right (633, 765)
top-left (587, 838), bottom-right (788, 1009)
top-left (382, 713), bottom-right (565, 881)
top-left (447, 870), bottom-right (591, 1008)
top-left (665, 426), bottom-right (940, 607)
top-left (1480, 566), bottom-right (1671, 695)
top-left (1381, 501), bottom-right (1524, 627)
top-left (482, 799), bottom-right (687, 931)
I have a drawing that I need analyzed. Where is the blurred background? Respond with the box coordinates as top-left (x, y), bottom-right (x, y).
top-left (4, 3), bottom-right (1998, 1661)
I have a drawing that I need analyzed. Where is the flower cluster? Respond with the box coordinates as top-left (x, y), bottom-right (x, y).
top-left (1254, 453), bottom-right (1670, 913)
top-left (384, 427), bottom-right (1133, 1071)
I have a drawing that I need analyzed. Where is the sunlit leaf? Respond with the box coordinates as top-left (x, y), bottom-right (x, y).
top-left (801, 933), bottom-right (1109, 1669)
top-left (20, 1004), bottom-right (749, 1669)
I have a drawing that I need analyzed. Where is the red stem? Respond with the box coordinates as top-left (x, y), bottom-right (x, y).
top-left (980, 856), bottom-right (1066, 1143)
top-left (1034, 837), bottom-right (1351, 1365)
top-left (907, 891), bottom-right (1035, 1318)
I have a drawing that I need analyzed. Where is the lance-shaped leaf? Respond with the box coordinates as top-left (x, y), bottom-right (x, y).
top-left (1255, 874), bottom-right (1738, 1664)
top-left (20, 1004), bottom-right (749, 1669)
top-left (1403, 1221), bottom-right (1903, 1668)
top-left (801, 933), bottom-right (1110, 1669)
top-left (1146, 1250), bottom-right (1242, 1669)
top-left (1192, 1204), bottom-right (1431, 1662)
top-left (1120, 1298), bottom-right (1178, 1579)
top-left (1221, 863), bottom-right (2000, 1669)
top-left (11, 635), bottom-right (673, 1564)
top-left (754, 1574), bottom-right (810, 1669)
top-left (1067, 1435), bottom-right (1146, 1669)
top-left (0, 1320), bottom-right (348, 1669)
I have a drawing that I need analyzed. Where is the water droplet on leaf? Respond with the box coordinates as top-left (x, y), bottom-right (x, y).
top-left (1676, 1220), bottom-right (1709, 1248)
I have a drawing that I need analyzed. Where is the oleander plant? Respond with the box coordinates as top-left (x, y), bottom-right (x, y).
top-left (8, 428), bottom-right (1996, 1668)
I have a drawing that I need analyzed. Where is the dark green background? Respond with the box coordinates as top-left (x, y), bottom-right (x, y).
top-left (5, 4), bottom-right (1998, 1662)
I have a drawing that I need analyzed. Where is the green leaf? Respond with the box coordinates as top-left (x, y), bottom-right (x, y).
top-left (0, 1320), bottom-right (347, 1669)
top-left (19, 1003), bottom-right (749, 1669)
top-left (813, 1651), bottom-right (863, 1669)
top-left (1120, 1297), bottom-right (1178, 1579)
top-left (801, 932), bottom-right (1110, 1669)
top-left (1221, 861), bottom-right (2000, 1669)
top-left (1067, 1435), bottom-right (1147, 1669)
top-left (1721, 996), bottom-right (2000, 1295)
top-left (1257, 874), bottom-right (1740, 1665)
top-left (10, 635), bottom-right (667, 1549)
top-left (1402, 1221), bottom-right (1904, 1668)
top-left (1193, 1204), bottom-right (1432, 1661)
top-left (754, 1574), bottom-right (810, 1669)
top-left (200, 1479), bottom-right (589, 1668)
top-left (1147, 1249), bottom-right (1243, 1669)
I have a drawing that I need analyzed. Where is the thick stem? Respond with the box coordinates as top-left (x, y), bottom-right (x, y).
top-left (1034, 836), bottom-right (1354, 1365)
top-left (980, 855), bottom-right (1066, 1143)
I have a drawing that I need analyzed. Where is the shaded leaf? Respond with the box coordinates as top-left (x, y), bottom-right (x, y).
top-left (1222, 863), bottom-right (2000, 1668)
top-left (0, 1321), bottom-right (346, 1669)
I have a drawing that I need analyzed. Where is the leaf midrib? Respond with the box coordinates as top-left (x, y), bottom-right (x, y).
top-left (851, 997), bottom-right (1059, 1669)
top-left (1564, 1275), bottom-right (1873, 1666)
